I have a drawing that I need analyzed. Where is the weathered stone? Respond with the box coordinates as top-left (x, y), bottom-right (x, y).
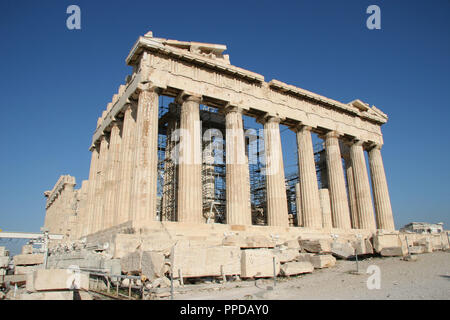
top-left (299, 239), bottom-right (331, 253)
top-left (0, 256), bottom-right (9, 268)
top-left (104, 258), bottom-right (121, 276)
top-left (151, 276), bottom-right (171, 288)
top-left (27, 269), bottom-right (89, 292)
top-left (380, 247), bottom-right (405, 257)
top-left (309, 255), bottom-right (336, 269)
top-left (141, 251), bottom-right (165, 280)
top-left (244, 235), bottom-right (275, 248)
top-left (413, 239), bottom-right (432, 253)
top-left (13, 254), bottom-right (44, 266)
top-left (171, 244), bottom-right (241, 278)
top-left (297, 252), bottom-right (315, 262)
top-left (22, 245), bottom-right (33, 255)
top-left (241, 249), bottom-right (280, 278)
top-left (373, 234), bottom-right (402, 253)
top-left (352, 238), bottom-right (374, 255)
top-left (280, 261), bottom-right (314, 276)
top-left (331, 241), bottom-right (355, 259)
top-left (120, 251), bottom-right (141, 274)
top-left (0, 246), bottom-right (8, 257)
top-left (222, 235), bottom-right (246, 247)
top-left (15, 265), bottom-right (42, 275)
top-left (283, 240), bottom-right (300, 249)
top-left (408, 246), bottom-right (425, 254)
top-left (272, 248), bottom-right (299, 263)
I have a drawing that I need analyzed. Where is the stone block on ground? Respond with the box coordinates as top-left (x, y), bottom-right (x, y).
top-left (244, 235), bottom-right (275, 248)
top-left (298, 239), bottom-right (331, 253)
top-left (380, 247), bottom-right (405, 257)
top-left (171, 244), bottom-right (241, 278)
top-left (120, 251), bottom-right (141, 275)
top-left (373, 234), bottom-right (402, 253)
top-left (352, 238), bottom-right (374, 255)
top-left (141, 251), bottom-right (165, 281)
top-left (280, 261), bottom-right (314, 276)
top-left (15, 265), bottom-right (42, 275)
top-left (283, 240), bottom-right (301, 249)
top-left (309, 254), bottom-right (336, 269)
top-left (241, 249), bottom-right (280, 278)
top-left (331, 241), bottom-right (355, 259)
top-left (26, 269), bottom-right (89, 292)
top-left (13, 254), bottom-right (44, 266)
top-left (413, 239), bottom-right (432, 253)
top-left (272, 248), bottom-right (299, 263)
top-left (408, 246), bottom-right (425, 254)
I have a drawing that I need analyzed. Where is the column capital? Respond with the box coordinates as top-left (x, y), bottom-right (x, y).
top-left (175, 91), bottom-right (202, 104)
top-left (223, 104), bottom-right (243, 115)
top-left (325, 130), bottom-right (342, 139)
top-left (136, 82), bottom-right (161, 94)
top-left (292, 124), bottom-right (313, 133)
top-left (367, 143), bottom-right (383, 151)
top-left (256, 114), bottom-right (282, 125)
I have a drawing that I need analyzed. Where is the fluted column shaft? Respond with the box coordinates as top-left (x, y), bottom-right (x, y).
top-left (225, 107), bottom-right (251, 225)
top-left (295, 182), bottom-right (302, 226)
top-left (131, 88), bottom-right (159, 223)
top-left (92, 135), bottom-right (109, 233)
top-left (324, 132), bottom-right (351, 229)
top-left (263, 117), bottom-right (288, 227)
top-left (102, 120), bottom-right (123, 229)
top-left (344, 157), bottom-right (359, 229)
top-left (350, 141), bottom-right (376, 230)
top-left (84, 145), bottom-right (99, 236)
top-left (177, 96), bottom-right (203, 223)
top-left (115, 103), bottom-right (137, 225)
top-left (369, 145), bottom-right (395, 231)
top-left (296, 125), bottom-right (322, 228)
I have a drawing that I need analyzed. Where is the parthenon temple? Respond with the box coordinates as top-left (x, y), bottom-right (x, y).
top-left (44, 31), bottom-right (395, 245)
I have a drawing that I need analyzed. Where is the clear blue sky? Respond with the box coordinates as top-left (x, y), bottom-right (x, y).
top-left (1, 0), bottom-right (449, 243)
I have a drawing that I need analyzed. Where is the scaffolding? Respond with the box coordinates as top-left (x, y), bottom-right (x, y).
top-left (156, 102), bottom-right (327, 226)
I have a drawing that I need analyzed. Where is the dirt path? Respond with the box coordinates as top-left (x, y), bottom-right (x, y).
top-left (174, 251), bottom-right (450, 300)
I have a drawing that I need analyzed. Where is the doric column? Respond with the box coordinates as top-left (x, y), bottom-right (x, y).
top-left (115, 102), bottom-right (137, 225)
top-left (83, 144), bottom-right (99, 236)
top-left (162, 103), bottom-right (178, 221)
top-left (130, 86), bottom-right (160, 224)
top-left (368, 145), bottom-right (395, 231)
top-left (344, 156), bottom-right (359, 229)
top-left (350, 140), bottom-right (376, 231)
top-left (92, 134), bottom-right (109, 233)
top-left (224, 106), bottom-right (251, 225)
top-left (324, 131), bottom-right (351, 229)
top-left (262, 116), bottom-right (288, 227)
top-left (103, 120), bottom-right (123, 229)
top-left (295, 182), bottom-right (302, 226)
top-left (319, 188), bottom-right (333, 229)
top-left (296, 125), bottom-right (322, 228)
top-left (177, 95), bottom-right (203, 223)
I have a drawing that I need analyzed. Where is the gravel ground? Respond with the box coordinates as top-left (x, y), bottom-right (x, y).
top-left (174, 251), bottom-right (450, 300)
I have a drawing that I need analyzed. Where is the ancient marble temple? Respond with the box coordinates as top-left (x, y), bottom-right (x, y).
top-left (43, 31), bottom-right (395, 240)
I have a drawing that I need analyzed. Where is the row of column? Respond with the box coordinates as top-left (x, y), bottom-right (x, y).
top-left (82, 85), bottom-right (394, 235)
top-left (296, 127), bottom-right (395, 231)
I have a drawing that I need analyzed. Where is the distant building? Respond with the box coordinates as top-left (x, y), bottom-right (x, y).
top-left (400, 222), bottom-right (444, 234)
